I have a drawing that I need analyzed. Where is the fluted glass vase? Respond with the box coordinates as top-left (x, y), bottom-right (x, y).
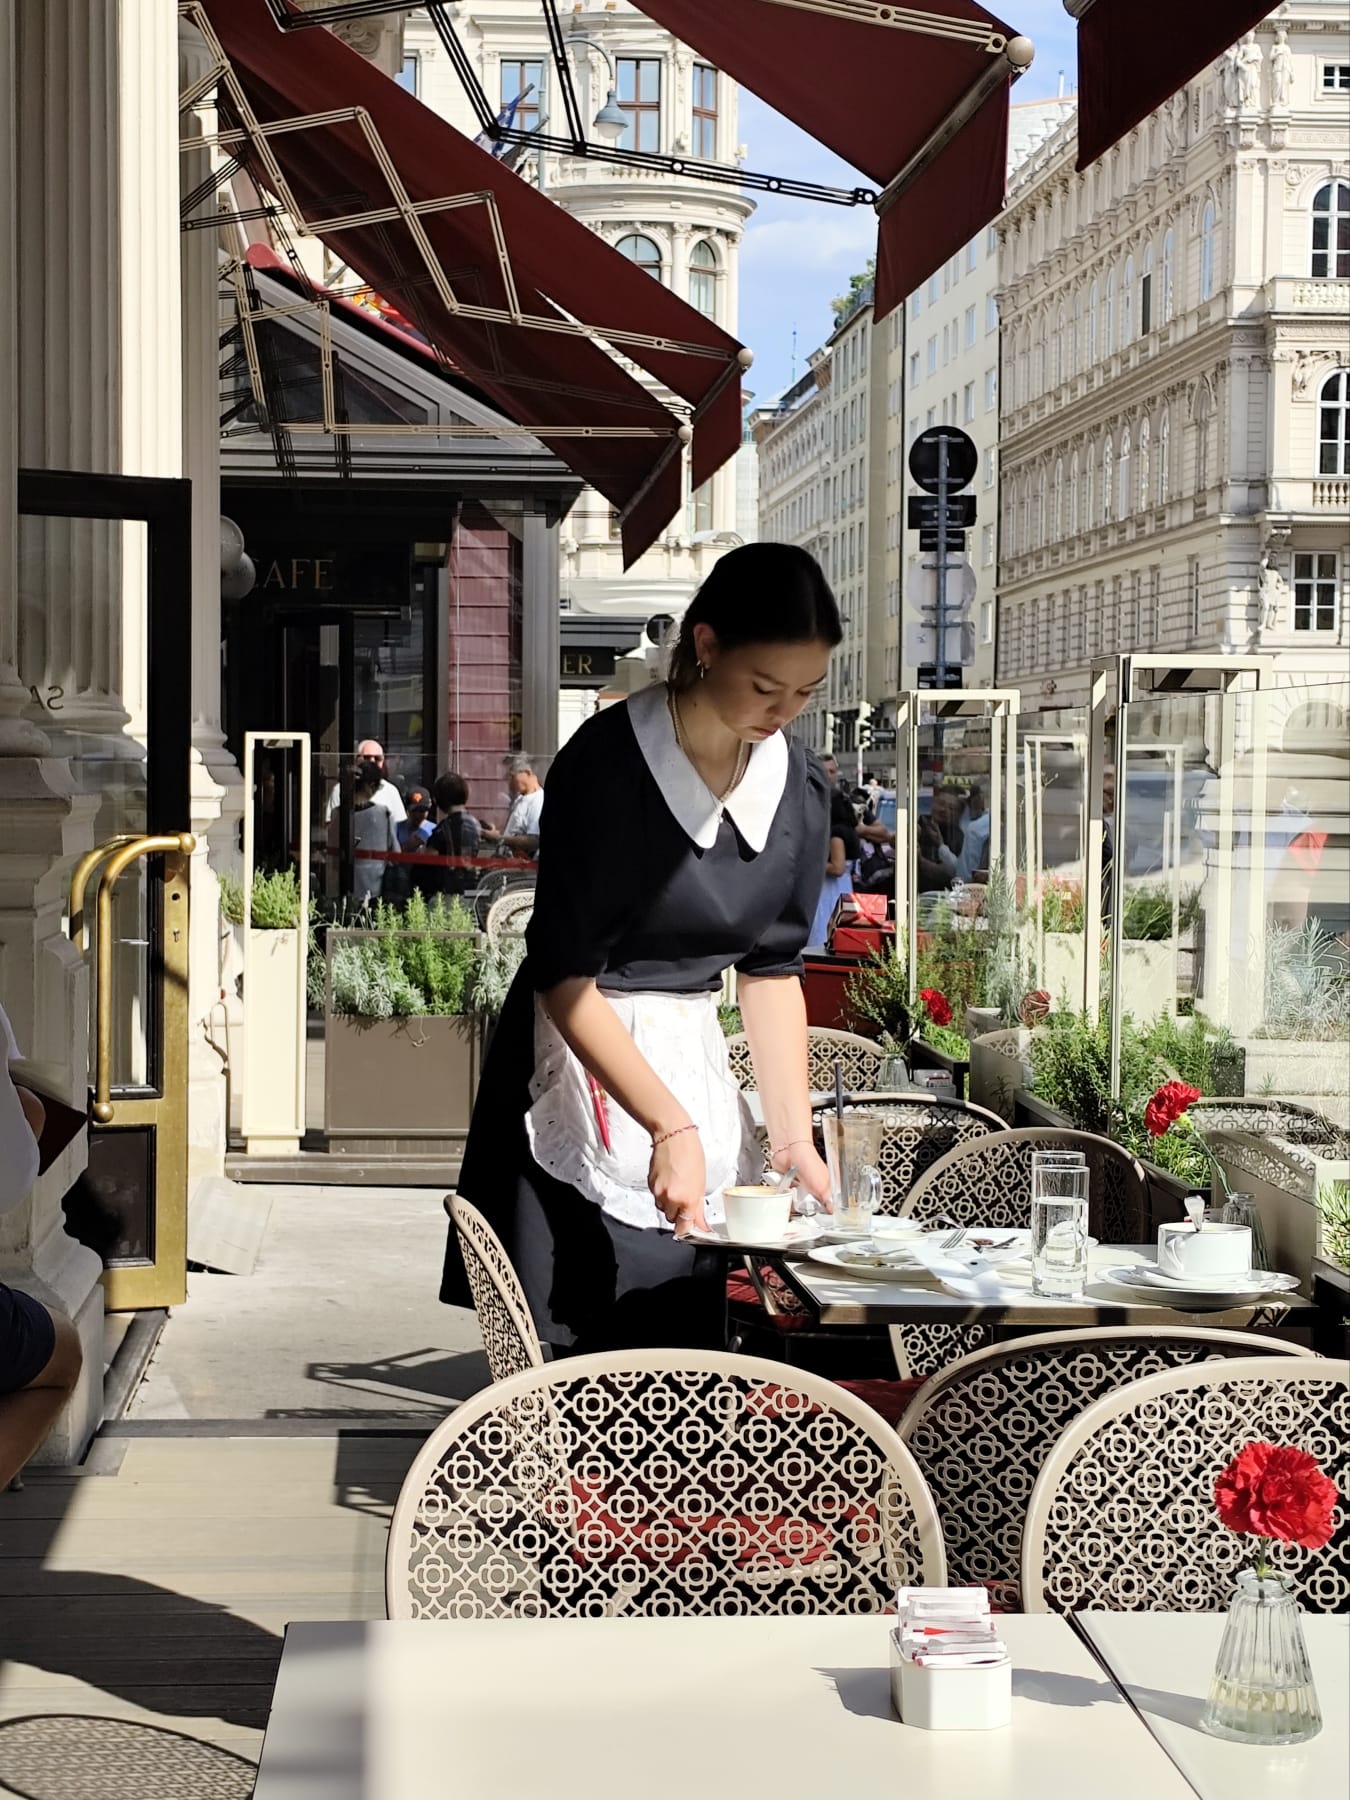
top-left (1200, 1569), bottom-right (1321, 1745)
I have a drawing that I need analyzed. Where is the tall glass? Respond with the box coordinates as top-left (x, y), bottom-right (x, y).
top-left (822, 1113), bottom-right (884, 1236)
top-left (1031, 1164), bottom-right (1090, 1297)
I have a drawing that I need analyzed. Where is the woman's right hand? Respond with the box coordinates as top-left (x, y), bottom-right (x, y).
top-left (648, 1128), bottom-right (708, 1235)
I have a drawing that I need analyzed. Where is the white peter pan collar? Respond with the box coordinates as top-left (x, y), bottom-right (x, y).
top-left (627, 681), bottom-right (789, 853)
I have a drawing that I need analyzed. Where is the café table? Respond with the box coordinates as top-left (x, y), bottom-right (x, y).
top-left (249, 1613), bottom-right (1196, 1800)
top-left (776, 1242), bottom-right (1316, 1341)
top-left (1074, 1610), bottom-right (1348, 1798)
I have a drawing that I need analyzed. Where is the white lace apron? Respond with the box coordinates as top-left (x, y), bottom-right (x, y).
top-left (525, 989), bottom-right (762, 1232)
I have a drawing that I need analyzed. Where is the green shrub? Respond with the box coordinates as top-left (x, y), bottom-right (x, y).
top-left (327, 894), bottom-right (480, 1018)
top-left (921, 1021), bottom-right (971, 1061)
top-left (217, 870), bottom-right (245, 927)
top-left (1121, 884), bottom-right (1202, 942)
top-left (247, 867), bottom-right (304, 929)
top-left (844, 948), bottom-right (913, 1048)
top-left (717, 1003), bottom-right (743, 1038)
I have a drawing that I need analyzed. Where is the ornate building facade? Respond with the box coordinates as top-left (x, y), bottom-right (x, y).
top-left (996, 3), bottom-right (1350, 712)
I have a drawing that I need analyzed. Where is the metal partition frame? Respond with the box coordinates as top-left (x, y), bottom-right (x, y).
top-left (895, 687), bottom-right (1020, 997)
top-left (1021, 728), bottom-right (1087, 991)
top-left (1084, 656), bottom-right (1271, 1097)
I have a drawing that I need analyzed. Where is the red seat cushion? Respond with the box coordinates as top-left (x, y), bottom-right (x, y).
top-left (725, 1264), bottom-right (812, 1330)
top-left (835, 1377), bottom-right (926, 1427)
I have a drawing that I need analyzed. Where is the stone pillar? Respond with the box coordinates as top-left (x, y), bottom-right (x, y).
top-left (0, 0), bottom-right (186, 1461)
top-left (522, 516), bottom-right (562, 760)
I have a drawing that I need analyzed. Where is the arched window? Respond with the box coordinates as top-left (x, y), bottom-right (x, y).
top-left (1318, 370), bottom-right (1350, 475)
top-left (1122, 256), bottom-right (1135, 344)
top-left (1311, 182), bottom-right (1350, 280)
top-left (1157, 410), bottom-right (1170, 504)
top-left (1054, 305), bottom-right (1065, 386)
top-left (1102, 439), bottom-right (1114, 523)
top-left (616, 233), bottom-right (664, 281)
top-left (1068, 451), bottom-right (1080, 535)
top-left (1118, 428), bottom-right (1132, 517)
top-left (1052, 458), bottom-right (1064, 540)
top-left (1087, 281), bottom-right (1098, 364)
top-left (1084, 444), bottom-right (1096, 525)
top-left (1161, 228), bottom-right (1175, 323)
top-left (1141, 246), bottom-right (1154, 334)
top-left (1138, 417), bottom-right (1151, 507)
top-left (1200, 200), bottom-right (1216, 301)
top-left (688, 239), bottom-right (717, 318)
top-left (1104, 269), bottom-right (1116, 355)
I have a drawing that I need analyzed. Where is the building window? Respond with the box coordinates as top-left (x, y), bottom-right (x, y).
top-left (1310, 182), bottom-right (1350, 279)
top-left (1293, 553), bottom-right (1339, 631)
top-left (909, 352), bottom-right (920, 388)
top-left (963, 381), bottom-right (975, 423)
top-left (910, 292), bottom-right (922, 319)
top-left (500, 58), bottom-right (542, 130)
top-left (982, 523), bottom-right (994, 567)
top-left (692, 64), bottom-right (718, 159)
top-left (984, 366), bottom-right (997, 411)
top-left (986, 293), bottom-right (998, 333)
top-left (1069, 293), bottom-right (1080, 376)
top-left (983, 446), bottom-right (995, 487)
top-left (1161, 228), bottom-right (1175, 322)
top-left (927, 335), bottom-right (938, 375)
top-left (1149, 566), bottom-right (1161, 642)
top-left (1140, 247), bottom-right (1153, 335)
top-left (1121, 256), bottom-right (1134, 344)
top-left (1322, 62), bottom-right (1350, 91)
top-left (617, 57), bottom-right (662, 152)
top-left (1084, 447), bottom-right (1095, 526)
top-left (942, 324), bottom-right (950, 364)
top-left (397, 52), bottom-right (420, 95)
top-left (1104, 269), bottom-right (1115, 355)
top-left (1318, 370), bottom-right (1350, 474)
top-left (1188, 557), bottom-right (1202, 638)
top-left (1068, 452), bottom-right (1079, 534)
top-left (1052, 458), bottom-right (1063, 539)
top-left (987, 224), bottom-right (998, 255)
top-left (1118, 428), bottom-right (1131, 518)
top-left (1157, 411), bottom-right (1170, 503)
top-left (966, 238), bottom-right (978, 273)
top-left (964, 304), bottom-right (977, 349)
top-left (688, 238), bottom-right (717, 318)
top-left (690, 478), bottom-right (714, 534)
top-left (615, 233), bottom-right (664, 281)
top-left (1200, 199), bottom-right (1216, 301)
top-left (1138, 417), bottom-right (1151, 505)
top-left (928, 274), bottom-right (940, 304)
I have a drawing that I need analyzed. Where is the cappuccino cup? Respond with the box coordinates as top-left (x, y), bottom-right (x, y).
top-left (722, 1185), bottom-right (794, 1241)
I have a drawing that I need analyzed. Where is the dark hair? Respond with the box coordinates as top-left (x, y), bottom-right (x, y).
top-left (352, 759), bottom-right (382, 800)
top-left (667, 543), bottom-right (842, 691)
top-left (434, 771), bottom-right (468, 811)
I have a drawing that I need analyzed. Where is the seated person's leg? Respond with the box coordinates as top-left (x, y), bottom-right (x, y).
top-left (0, 1288), bottom-right (82, 1488)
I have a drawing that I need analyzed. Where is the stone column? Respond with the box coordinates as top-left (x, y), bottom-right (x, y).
top-left (522, 516), bottom-right (562, 759)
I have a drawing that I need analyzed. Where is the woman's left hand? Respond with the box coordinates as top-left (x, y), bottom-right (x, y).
top-left (770, 1141), bottom-right (831, 1213)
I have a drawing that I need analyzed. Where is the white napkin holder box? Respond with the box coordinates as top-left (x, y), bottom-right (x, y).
top-left (889, 1634), bottom-right (1012, 1731)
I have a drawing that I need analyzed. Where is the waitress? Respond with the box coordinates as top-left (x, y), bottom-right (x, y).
top-left (440, 543), bottom-right (840, 1355)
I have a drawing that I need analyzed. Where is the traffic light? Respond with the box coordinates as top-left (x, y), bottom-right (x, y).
top-left (857, 701), bottom-right (873, 751)
top-left (823, 710), bottom-right (836, 754)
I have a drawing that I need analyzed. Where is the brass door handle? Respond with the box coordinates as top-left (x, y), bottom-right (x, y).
top-left (92, 833), bottom-right (196, 1124)
top-left (69, 835), bottom-right (142, 952)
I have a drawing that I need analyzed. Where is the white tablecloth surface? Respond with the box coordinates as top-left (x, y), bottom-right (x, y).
top-left (251, 1614), bottom-right (1196, 1800)
top-left (1075, 1610), bottom-right (1348, 1799)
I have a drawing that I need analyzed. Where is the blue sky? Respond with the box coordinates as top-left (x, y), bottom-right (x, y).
top-left (737, 1), bottom-right (1080, 403)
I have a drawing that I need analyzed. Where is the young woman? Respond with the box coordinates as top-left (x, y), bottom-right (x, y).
top-left (440, 543), bottom-right (841, 1354)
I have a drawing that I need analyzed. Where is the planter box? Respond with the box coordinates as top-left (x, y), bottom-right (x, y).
top-left (242, 927), bottom-right (306, 1156)
top-left (1209, 1129), bottom-right (1349, 1285)
top-left (969, 1029), bottom-right (1032, 1123)
top-left (1238, 1040), bottom-right (1350, 1128)
top-left (325, 1013), bottom-right (479, 1156)
top-left (1041, 932), bottom-right (1182, 1018)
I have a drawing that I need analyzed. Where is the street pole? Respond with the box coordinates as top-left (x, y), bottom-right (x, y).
top-left (933, 435), bottom-right (949, 763)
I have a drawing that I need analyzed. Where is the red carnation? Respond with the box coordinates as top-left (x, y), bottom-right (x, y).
top-left (919, 988), bottom-right (952, 1027)
top-left (1020, 989), bottom-right (1051, 1026)
top-left (1215, 1443), bottom-right (1339, 1551)
top-left (1144, 1079), bottom-right (1203, 1138)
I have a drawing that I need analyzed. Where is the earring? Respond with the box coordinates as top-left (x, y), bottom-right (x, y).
top-left (697, 661), bottom-right (707, 680)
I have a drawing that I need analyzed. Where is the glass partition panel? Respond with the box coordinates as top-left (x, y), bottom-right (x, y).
top-left (1113, 679), bottom-right (1349, 1128)
top-left (1019, 709), bottom-right (1090, 1012)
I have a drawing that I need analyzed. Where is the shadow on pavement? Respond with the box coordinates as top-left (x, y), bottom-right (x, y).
top-left (0, 1714), bottom-right (257, 1799)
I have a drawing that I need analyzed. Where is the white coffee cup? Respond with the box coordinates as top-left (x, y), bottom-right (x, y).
top-left (722, 1185), bottom-right (794, 1242)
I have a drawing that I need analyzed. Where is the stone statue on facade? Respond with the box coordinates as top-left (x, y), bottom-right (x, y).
top-left (1223, 45), bottom-right (1243, 110)
top-left (1259, 545), bottom-right (1288, 631)
top-left (1270, 28), bottom-right (1293, 108)
top-left (1237, 32), bottom-right (1263, 112)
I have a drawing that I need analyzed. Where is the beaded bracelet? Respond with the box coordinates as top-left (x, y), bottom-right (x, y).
top-left (770, 1137), bottom-right (813, 1158)
top-left (652, 1122), bottom-right (699, 1148)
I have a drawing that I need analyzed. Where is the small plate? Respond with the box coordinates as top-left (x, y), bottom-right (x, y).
top-left (682, 1218), bottom-right (821, 1253)
top-left (805, 1240), bottom-right (973, 1283)
top-left (1098, 1264), bottom-right (1299, 1306)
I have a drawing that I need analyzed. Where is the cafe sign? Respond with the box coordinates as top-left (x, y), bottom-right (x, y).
top-left (560, 646), bottom-right (617, 684)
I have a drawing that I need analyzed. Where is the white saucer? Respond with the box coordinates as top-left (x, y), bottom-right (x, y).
top-left (805, 1240), bottom-right (977, 1283)
top-left (1098, 1264), bottom-right (1299, 1305)
top-left (1133, 1259), bottom-right (1296, 1292)
top-left (682, 1218), bottom-right (821, 1253)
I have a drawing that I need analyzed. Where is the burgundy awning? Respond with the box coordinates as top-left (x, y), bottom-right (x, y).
top-left (1072, 1), bottom-right (1273, 170)
top-left (634, 1), bottom-right (1031, 320)
top-left (198, 0), bottom-right (748, 565)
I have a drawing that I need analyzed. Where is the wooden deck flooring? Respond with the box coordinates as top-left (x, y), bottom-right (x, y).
top-left (0, 1429), bottom-right (423, 1797)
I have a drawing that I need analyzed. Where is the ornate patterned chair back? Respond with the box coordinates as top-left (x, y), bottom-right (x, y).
top-left (805, 1029), bottom-right (886, 1094)
top-left (902, 1127), bottom-right (1149, 1242)
top-left (723, 1033), bottom-right (756, 1091)
top-left (812, 1093), bottom-right (1003, 1214)
top-left (386, 1349), bottom-right (946, 1620)
top-left (447, 1196), bottom-right (544, 1383)
top-left (899, 1327), bottom-right (1314, 1612)
top-left (1022, 1355), bottom-right (1349, 1615)
top-left (484, 887), bottom-right (535, 942)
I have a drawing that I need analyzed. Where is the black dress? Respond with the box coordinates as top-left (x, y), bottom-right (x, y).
top-left (439, 693), bottom-right (829, 1353)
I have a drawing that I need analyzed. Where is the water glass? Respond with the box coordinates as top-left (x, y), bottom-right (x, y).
top-left (1031, 1165), bottom-right (1090, 1297)
top-left (1220, 1193), bottom-right (1269, 1270)
top-left (822, 1112), bottom-right (885, 1235)
top-left (877, 1053), bottom-right (911, 1092)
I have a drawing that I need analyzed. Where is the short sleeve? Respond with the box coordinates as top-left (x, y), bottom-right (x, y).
top-left (525, 714), bottom-right (643, 992)
top-left (735, 748), bottom-right (830, 980)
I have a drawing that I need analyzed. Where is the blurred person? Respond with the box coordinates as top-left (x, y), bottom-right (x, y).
top-left (324, 738), bottom-right (406, 827)
top-left (415, 772), bottom-right (483, 900)
top-left (809, 776), bottom-right (861, 947)
top-left (954, 784), bottom-right (991, 882)
top-left (440, 543), bottom-right (838, 1355)
top-left (0, 1001), bottom-right (82, 1490)
top-left (482, 754), bottom-right (543, 859)
top-left (383, 784), bottom-right (434, 903)
top-left (918, 815), bottom-right (955, 891)
top-left (341, 759), bottom-right (398, 907)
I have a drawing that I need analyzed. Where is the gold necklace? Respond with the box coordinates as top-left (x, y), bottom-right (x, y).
top-left (669, 692), bottom-right (749, 805)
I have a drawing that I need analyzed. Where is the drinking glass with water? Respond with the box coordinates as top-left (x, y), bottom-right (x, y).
top-left (1031, 1156), bottom-right (1090, 1297)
